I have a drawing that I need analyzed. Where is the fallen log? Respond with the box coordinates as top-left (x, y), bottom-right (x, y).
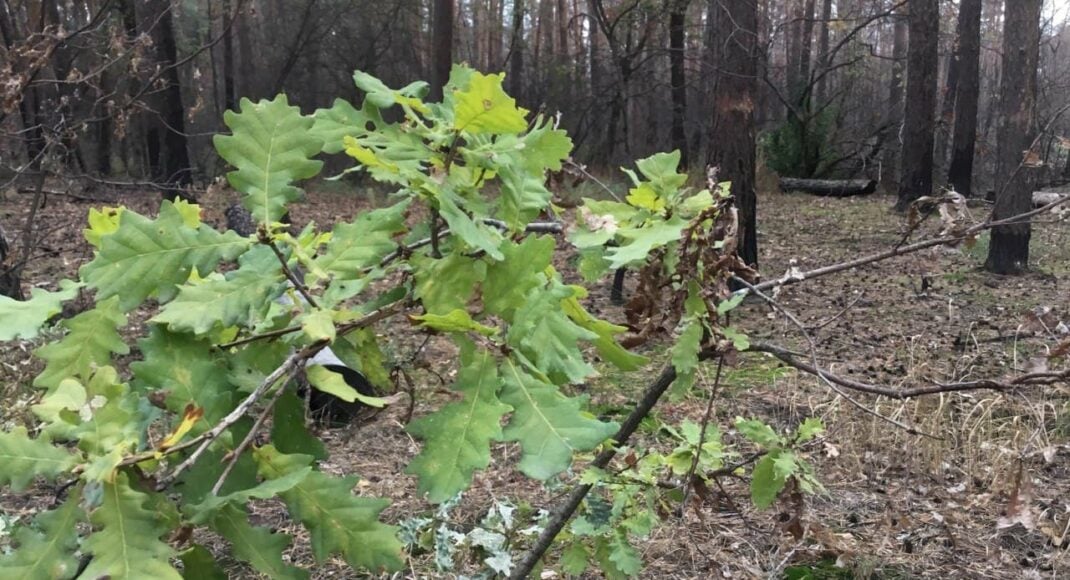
top-left (779, 177), bottom-right (878, 197)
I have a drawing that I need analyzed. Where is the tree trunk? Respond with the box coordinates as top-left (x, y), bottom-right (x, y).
top-left (895, 0), bottom-right (938, 212)
top-left (814, 0), bottom-right (832, 104)
top-left (429, 0), bottom-right (454, 102)
top-left (880, 7), bottom-right (907, 191)
top-left (0, 219), bottom-right (21, 300)
top-left (946, 0), bottom-right (982, 197)
top-left (707, 0), bottom-right (758, 267)
top-left (797, 0), bottom-right (816, 98)
top-left (139, 0), bottom-right (193, 198)
top-left (222, 0), bottom-right (237, 110)
top-left (934, 19), bottom-right (963, 175)
top-left (508, 0), bottom-right (524, 98)
top-left (985, 0), bottom-right (1042, 275)
top-left (669, 0), bottom-right (689, 169)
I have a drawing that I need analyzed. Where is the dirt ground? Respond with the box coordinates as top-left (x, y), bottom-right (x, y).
top-left (1, 182), bottom-right (1069, 579)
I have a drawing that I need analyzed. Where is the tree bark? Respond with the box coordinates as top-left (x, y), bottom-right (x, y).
top-left (669, 0), bottom-right (689, 169)
top-left (880, 6), bottom-right (907, 191)
top-left (429, 0), bottom-right (454, 102)
top-left (985, 0), bottom-right (1042, 275)
top-left (895, 0), bottom-right (938, 212)
top-left (946, 0), bottom-right (982, 197)
top-left (139, 0), bottom-right (193, 198)
top-left (814, 0), bottom-right (832, 104)
top-left (508, 0), bottom-right (525, 98)
top-left (779, 177), bottom-right (877, 196)
top-left (797, 0), bottom-right (816, 98)
top-left (707, 0), bottom-right (758, 267)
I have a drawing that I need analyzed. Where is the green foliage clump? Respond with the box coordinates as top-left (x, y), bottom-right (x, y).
top-left (762, 105), bottom-right (837, 179)
top-left (0, 66), bottom-right (824, 578)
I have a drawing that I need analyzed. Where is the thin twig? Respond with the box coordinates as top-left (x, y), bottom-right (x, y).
top-left (210, 378), bottom-right (290, 495)
top-left (154, 347), bottom-right (312, 490)
top-left (679, 356), bottom-right (725, 514)
top-left (731, 276), bottom-right (938, 439)
top-left (266, 238), bottom-right (319, 309)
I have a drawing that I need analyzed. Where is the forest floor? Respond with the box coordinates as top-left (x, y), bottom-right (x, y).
top-left (1, 181), bottom-right (1069, 579)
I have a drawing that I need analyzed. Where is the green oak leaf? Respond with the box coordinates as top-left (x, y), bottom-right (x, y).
top-left (482, 236), bottom-right (554, 317)
top-left (750, 453), bottom-right (788, 509)
top-left (405, 347), bottom-right (510, 502)
top-left (255, 445), bottom-right (404, 572)
top-left (436, 188), bottom-right (504, 260)
top-left (412, 309), bottom-right (498, 337)
top-left (605, 216), bottom-right (688, 269)
top-left (131, 326), bottom-right (234, 424)
top-left (454, 71), bottom-right (528, 134)
top-left (633, 150), bottom-right (687, 196)
top-left (412, 252), bottom-right (486, 315)
top-left (353, 70), bottom-right (428, 112)
top-left (795, 417), bottom-right (825, 443)
top-left (310, 98), bottom-right (371, 154)
top-left (214, 95), bottom-right (324, 223)
top-left (186, 466), bottom-right (313, 524)
top-left (209, 505), bottom-right (309, 580)
top-left (499, 357), bottom-right (617, 479)
top-left (272, 391), bottom-right (327, 461)
top-left (670, 319), bottom-right (704, 394)
top-left (0, 279), bottom-right (81, 341)
top-left (0, 490), bottom-right (84, 580)
top-left (180, 545), bottom-right (228, 580)
top-left (518, 117), bottom-right (572, 173)
top-left (560, 290), bottom-right (647, 371)
top-left (316, 201), bottom-right (409, 279)
top-left (734, 418), bottom-right (784, 448)
top-left (508, 283), bottom-right (597, 384)
top-left (81, 473), bottom-right (182, 579)
top-left (497, 163), bottom-right (553, 229)
top-left (153, 247), bottom-right (287, 334)
top-left (80, 202), bottom-right (250, 311)
top-left (0, 427), bottom-right (78, 490)
top-left (33, 296), bottom-right (128, 392)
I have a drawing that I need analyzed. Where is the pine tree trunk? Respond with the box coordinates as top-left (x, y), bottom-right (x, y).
top-left (139, 0), bottom-right (194, 199)
top-left (708, 0), bottom-right (758, 267)
top-left (881, 7), bottom-right (907, 191)
top-left (429, 0), bottom-right (454, 101)
top-left (946, 0), bottom-right (982, 197)
top-left (669, 1), bottom-right (689, 169)
top-left (815, 0), bottom-right (832, 104)
top-left (508, 0), bottom-right (524, 98)
top-left (985, 0), bottom-right (1042, 275)
top-left (895, 0), bottom-right (938, 212)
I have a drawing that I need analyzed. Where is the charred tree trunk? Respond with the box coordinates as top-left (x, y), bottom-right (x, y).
top-left (708, 0), bottom-right (758, 267)
top-left (797, 0), bottom-right (816, 97)
top-left (222, 0), bottom-right (237, 111)
top-left (881, 7), bottom-right (907, 191)
top-left (814, 0), bottom-right (832, 104)
top-left (895, 0), bottom-right (938, 212)
top-left (985, 0), bottom-right (1042, 275)
top-left (934, 19), bottom-right (963, 174)
top-left (139, 0), bottom-right (193, 199)
top-left (946, 0), bottom-right (982, 197)
top-left (0, 219), bottom-right (20, 300)
top-left (508, 0), bottom-right (525, 97)
top-left (430, 0), bottom-right (454, 102)
top-left (668, 0), bottom-right (689, 169)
